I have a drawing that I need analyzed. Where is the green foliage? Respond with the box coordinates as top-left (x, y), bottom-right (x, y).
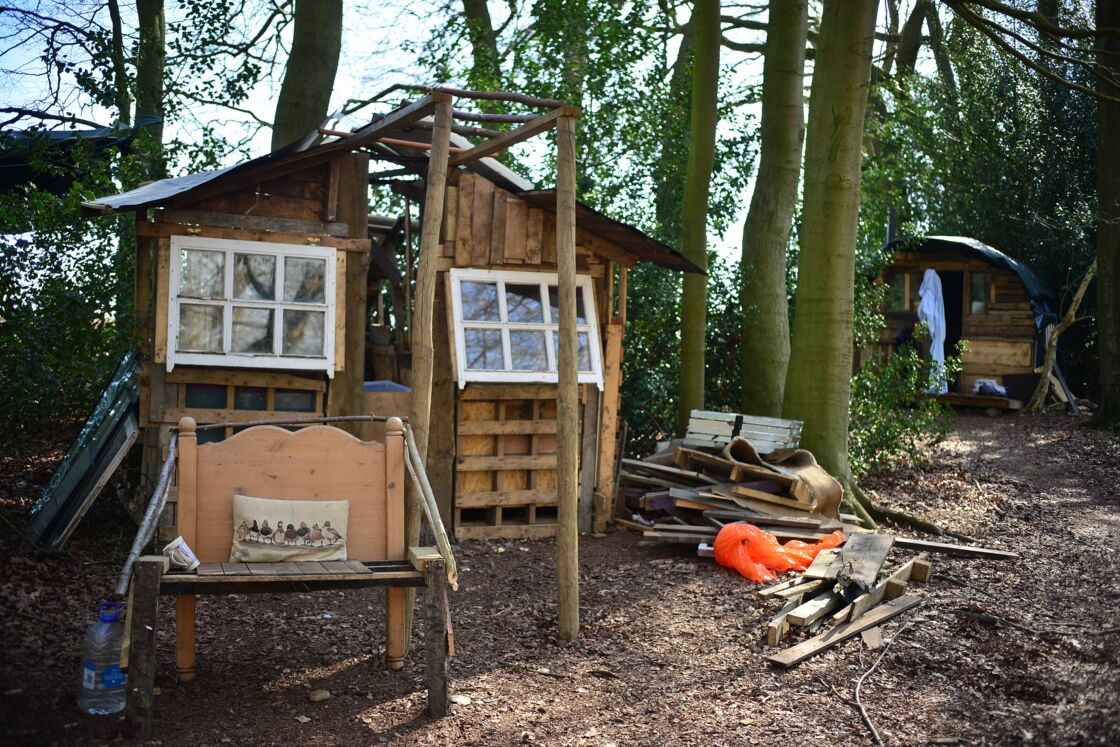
top-left (848, 331), bottom-right (964, 477)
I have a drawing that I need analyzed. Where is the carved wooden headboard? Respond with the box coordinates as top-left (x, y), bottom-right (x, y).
top-left (174, 417), bottom-right (405, 564)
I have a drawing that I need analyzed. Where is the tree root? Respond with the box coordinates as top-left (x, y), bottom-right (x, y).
top-left (847, 482), bottom-right (977, 543)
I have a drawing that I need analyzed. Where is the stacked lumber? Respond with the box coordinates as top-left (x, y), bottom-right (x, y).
top-left (683, 409), bottom-right (802, 453)
top-left (617, 449), bottom-right (852, 544)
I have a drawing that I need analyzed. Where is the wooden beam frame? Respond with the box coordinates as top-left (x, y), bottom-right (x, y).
top-left (449, 106), bottom-right (581, 167)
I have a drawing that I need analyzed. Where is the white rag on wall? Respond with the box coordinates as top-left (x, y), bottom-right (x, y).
top-left (917, 268), bottom-right (948, 394)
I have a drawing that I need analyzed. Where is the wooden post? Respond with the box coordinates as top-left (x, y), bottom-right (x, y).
top-left (578, 387), bottom-right (599, 533)
top-left (406, 92), bottom-right (454, 647)
top-left (125, 557), bottom-right (162, 738)
top-left (174, 417), bottom-right (197, 682)
top-left (424, 559), bottom-right (450, 717)
top-left (384, 416), bottom-right (407, 669)
top-left (555, 113), bottom-right (580, 641)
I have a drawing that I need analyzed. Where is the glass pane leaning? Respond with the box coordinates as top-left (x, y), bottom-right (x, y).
top-left (506, 283), bottom-right (545, 323)
top-left (509, 329), bottom-right (548, 371)
top-left (464, 328), bottom-right (504, 370)
top-left (179, 249), bottom-right (225, 299)
top-left (461, 281), bottom-right (500, 322)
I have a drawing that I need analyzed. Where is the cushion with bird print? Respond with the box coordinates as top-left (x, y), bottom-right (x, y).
top-left (230, 494), bottom-right (350, 563)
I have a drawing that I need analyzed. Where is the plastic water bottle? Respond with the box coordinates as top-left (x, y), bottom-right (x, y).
top-left (76, 601), bottom-right (127, 715)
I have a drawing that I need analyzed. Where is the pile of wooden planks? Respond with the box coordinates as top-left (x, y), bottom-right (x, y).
top-left (698, 534), bottom-right (934, 667)
top-left (683, 409), bottom-right (802, 453)
top-left (616, 442), bottom-right (853, 544)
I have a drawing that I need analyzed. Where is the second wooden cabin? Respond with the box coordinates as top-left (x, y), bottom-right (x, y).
top-left (872, 236), bottom-right (1060, 406)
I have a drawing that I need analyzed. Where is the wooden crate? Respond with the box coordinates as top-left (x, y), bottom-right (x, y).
top-left (453, 386), bottom-right (567, 540)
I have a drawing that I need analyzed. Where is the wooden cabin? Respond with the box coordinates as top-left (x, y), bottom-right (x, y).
top-left (81, 100), bottom-right (699, 542)
top-left (872, 236), bottom-right (1059, 407)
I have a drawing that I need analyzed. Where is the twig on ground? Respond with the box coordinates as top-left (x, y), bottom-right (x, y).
top-left (852, 618), bottom-right (914, 747)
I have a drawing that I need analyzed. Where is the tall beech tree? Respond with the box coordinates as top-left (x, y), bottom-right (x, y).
top-left (739, 0), bottom-right (807, 418)
top-left (675, 0), bottom-right (721, 433)
top-left (1094, 0), bottom-right (1120, 426)
top-left (781, 0), bottom-right (879, 484)
top-left (271, 0), bottom-right (343, 150)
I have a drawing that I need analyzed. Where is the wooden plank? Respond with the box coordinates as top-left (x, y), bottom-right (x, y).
top-left (622, 459), bottom-right (719, 484)
top-left (154, 239), bottom-right (169, 364)
top-left (124, 557), bottom-right (162, 738)
top-left (408, 545), bottom-right (442, 570)
top-left (765, 595), bottom-right (922, 668)
top-left (322, 560), bottom-right (355, 573)
top-left (840, 533), bottom-right (896, 589)
top-left (457, 419), bottom-right (558, 435)
top-left (454, 173), bottom-right (475, 266)
top-left (469, 176), bottom-right (495, 265)
top-left (296, 561), bottom-right (328, 575)
top-left (673, 448), bottom-right (736, 476)
top-left (423, 560), bottom-right (450, 717)
top-left (802, 547), bottom-right (843, 580)
top-left (578, 387), bottom-right (599, 533)
top-left (714, 486), bottom-right (813, 512)
top-left (161, 208), bottom-right (348, 237)
top-left (460, 383), bottom-right (558, 400)
top-left (220, 563), bottom-right (250, 575)
top-left (457, 454), bottom-right (557, 472)
top-left (910, 558), bottom-right (933, 582)
top-left (702, 509), bottom-right (822, 529)
top-left (196, 563), bottom-right (225, 576)
top-left (165, 367), bottom-right (324, 391)
top-left (892, 536), bottom-right (1019, 559)
top-left (490, 192), bottom-right (508, 263)
top-left (503, 198), bottom-right (528, 263)
top-left (525, 207), bottom-right (544, 264)
top-left (787, 591), bottom-right (845, 627)
top-left (767, 596), bottom-right (803, 647)
top-left (345, 559), bottom-right (372, 574)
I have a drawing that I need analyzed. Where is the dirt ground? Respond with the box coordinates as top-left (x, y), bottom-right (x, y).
top-left (1, 413), bottom-right (1118, 746)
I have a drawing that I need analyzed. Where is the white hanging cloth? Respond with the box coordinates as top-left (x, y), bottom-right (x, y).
top-left (917, 268), bottom-right (948, 394)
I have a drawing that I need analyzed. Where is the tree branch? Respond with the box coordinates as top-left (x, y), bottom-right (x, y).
top-left (0, 107), bottom-right (106, 129)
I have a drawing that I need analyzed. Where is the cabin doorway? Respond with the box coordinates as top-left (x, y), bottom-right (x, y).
top-left (940, 270), bottom-right (964, 387)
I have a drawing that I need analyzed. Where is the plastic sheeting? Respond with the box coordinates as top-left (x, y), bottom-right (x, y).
top-left (917, 269), bottom-right (948, 395)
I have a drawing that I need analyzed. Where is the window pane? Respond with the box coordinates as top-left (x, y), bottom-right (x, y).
top-left (463, 328), bottom-right (504, 370)
top-left (888, 274), bottom-right (907, 311)
top-left (184, 383), bottom-right (227, 409)
top-left (177, 304), bottom-right (223, 352)
top-left (509, 330), bottom-right (548, 371)
top-left (282, 309), bottom-right (326, 356)
top-left (233, 386), bottom-right (267, 410)
top-left (179, 249), bottom-right (225, 299)
top-left (275, 389), bottom-right (316, 412)
top-left (551, 331), bottom-right (594, 372)
top-left (233, 253), bottom-right (276, 300)
top-left (283, 257), bottom-right (327, 303)
top-left (506, 283), bottom-right (544, 323)
top-left (548, 285), bottom-right (587, 324)
top-left (231, 307), bottom-right (274, 354)
top-left (970, 272), bottom-right (988, 315)
top-left (460, 281), bottom-right (500, 321)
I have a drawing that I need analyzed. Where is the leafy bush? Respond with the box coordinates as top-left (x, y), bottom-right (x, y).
top-left (848, 330), bottom-right (964, 477)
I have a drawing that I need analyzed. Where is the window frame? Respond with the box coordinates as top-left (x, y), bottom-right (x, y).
top-left (448, 267), bottom-right (604, 389)
top-left (167, 235), bottom-right (337, 374)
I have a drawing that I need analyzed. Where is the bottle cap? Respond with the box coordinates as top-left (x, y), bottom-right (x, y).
top-left (98, 600), bottom-right (123, 623)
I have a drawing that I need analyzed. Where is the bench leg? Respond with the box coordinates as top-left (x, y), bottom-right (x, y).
top-left (424, 560), bottom-right (449, 717)
top-left (384, 587), bottom-right (407, 670)
top-left (125, 558), bottom-right (161, 738)
top-left (175, 594), bottom-right (196, 682)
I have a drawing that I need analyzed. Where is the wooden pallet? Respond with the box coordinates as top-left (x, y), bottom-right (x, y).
top-left (453, 385), bottom-right (569, 539)
top-left (683, 409), bottom-right (802, 453)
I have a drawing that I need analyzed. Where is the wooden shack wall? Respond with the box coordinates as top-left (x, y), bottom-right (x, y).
top-left (876, 250), bottom-right (1038, 394)
top-left (133, 155), bottom-right (370, 539)
top-left (433, 171), bottom-right (626, 540)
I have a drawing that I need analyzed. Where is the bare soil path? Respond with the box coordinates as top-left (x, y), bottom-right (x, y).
top-left (1, 413), bottom-right (1117, 746)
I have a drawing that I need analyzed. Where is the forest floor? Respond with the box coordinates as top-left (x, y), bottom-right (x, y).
top-left (1, 413), bottom-right (1118, 746)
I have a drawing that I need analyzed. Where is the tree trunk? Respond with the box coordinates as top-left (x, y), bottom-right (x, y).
top-left (271, 0), bottom-right (343, 151)
top-left (675, 0), bottom-right (721, 434)
top-left (1093, 0), bottom-right (1120, 426)
top-left (106, 0), bottom-right (131, 127)
top-left (739, 0), bottom-right (806, 418)
top-left (135, 0), bottom-right (166, 178)
top-left (781, 0), bottom-right (879, 482)
top-left (461, 0), bottom-right (502, 97)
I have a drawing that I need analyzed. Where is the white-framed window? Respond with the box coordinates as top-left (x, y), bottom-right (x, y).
top-left (167, 235), bottom-right (336, 374)
top-left (448, 268), bottom-right (603, 389)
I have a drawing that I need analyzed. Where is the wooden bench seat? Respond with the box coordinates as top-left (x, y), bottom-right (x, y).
top-left (123, 416), bottom-right (453, 737)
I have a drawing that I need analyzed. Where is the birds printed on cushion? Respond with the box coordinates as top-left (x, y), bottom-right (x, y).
top-left (284, 523), bottom-right (299, 545)
top-left (274, 519), bottom-right (285, 544)
top-left (258, 520), bottom-right (273, 544)
top-left (308, 523), bottom-right (325, 546)
top-left (248, 519), bottom-right (260, 542)
top-left (297, 521), bottom-right (310, 544)
top-left (235, 520), bottom-right (251, 541)
top-left (323, 521), bottom-right (342, 545)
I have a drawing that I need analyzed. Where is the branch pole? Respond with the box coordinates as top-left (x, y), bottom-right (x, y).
top-left (1027, 260), bottom-right (1096, 412)
top-left (556, 113), bottom-right (580, 641)
top-left (114, 433), bottom-right (178, 597)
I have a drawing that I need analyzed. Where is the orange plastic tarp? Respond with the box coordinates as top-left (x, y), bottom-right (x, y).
top-left (713, 523), bottom-right (845, 582)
